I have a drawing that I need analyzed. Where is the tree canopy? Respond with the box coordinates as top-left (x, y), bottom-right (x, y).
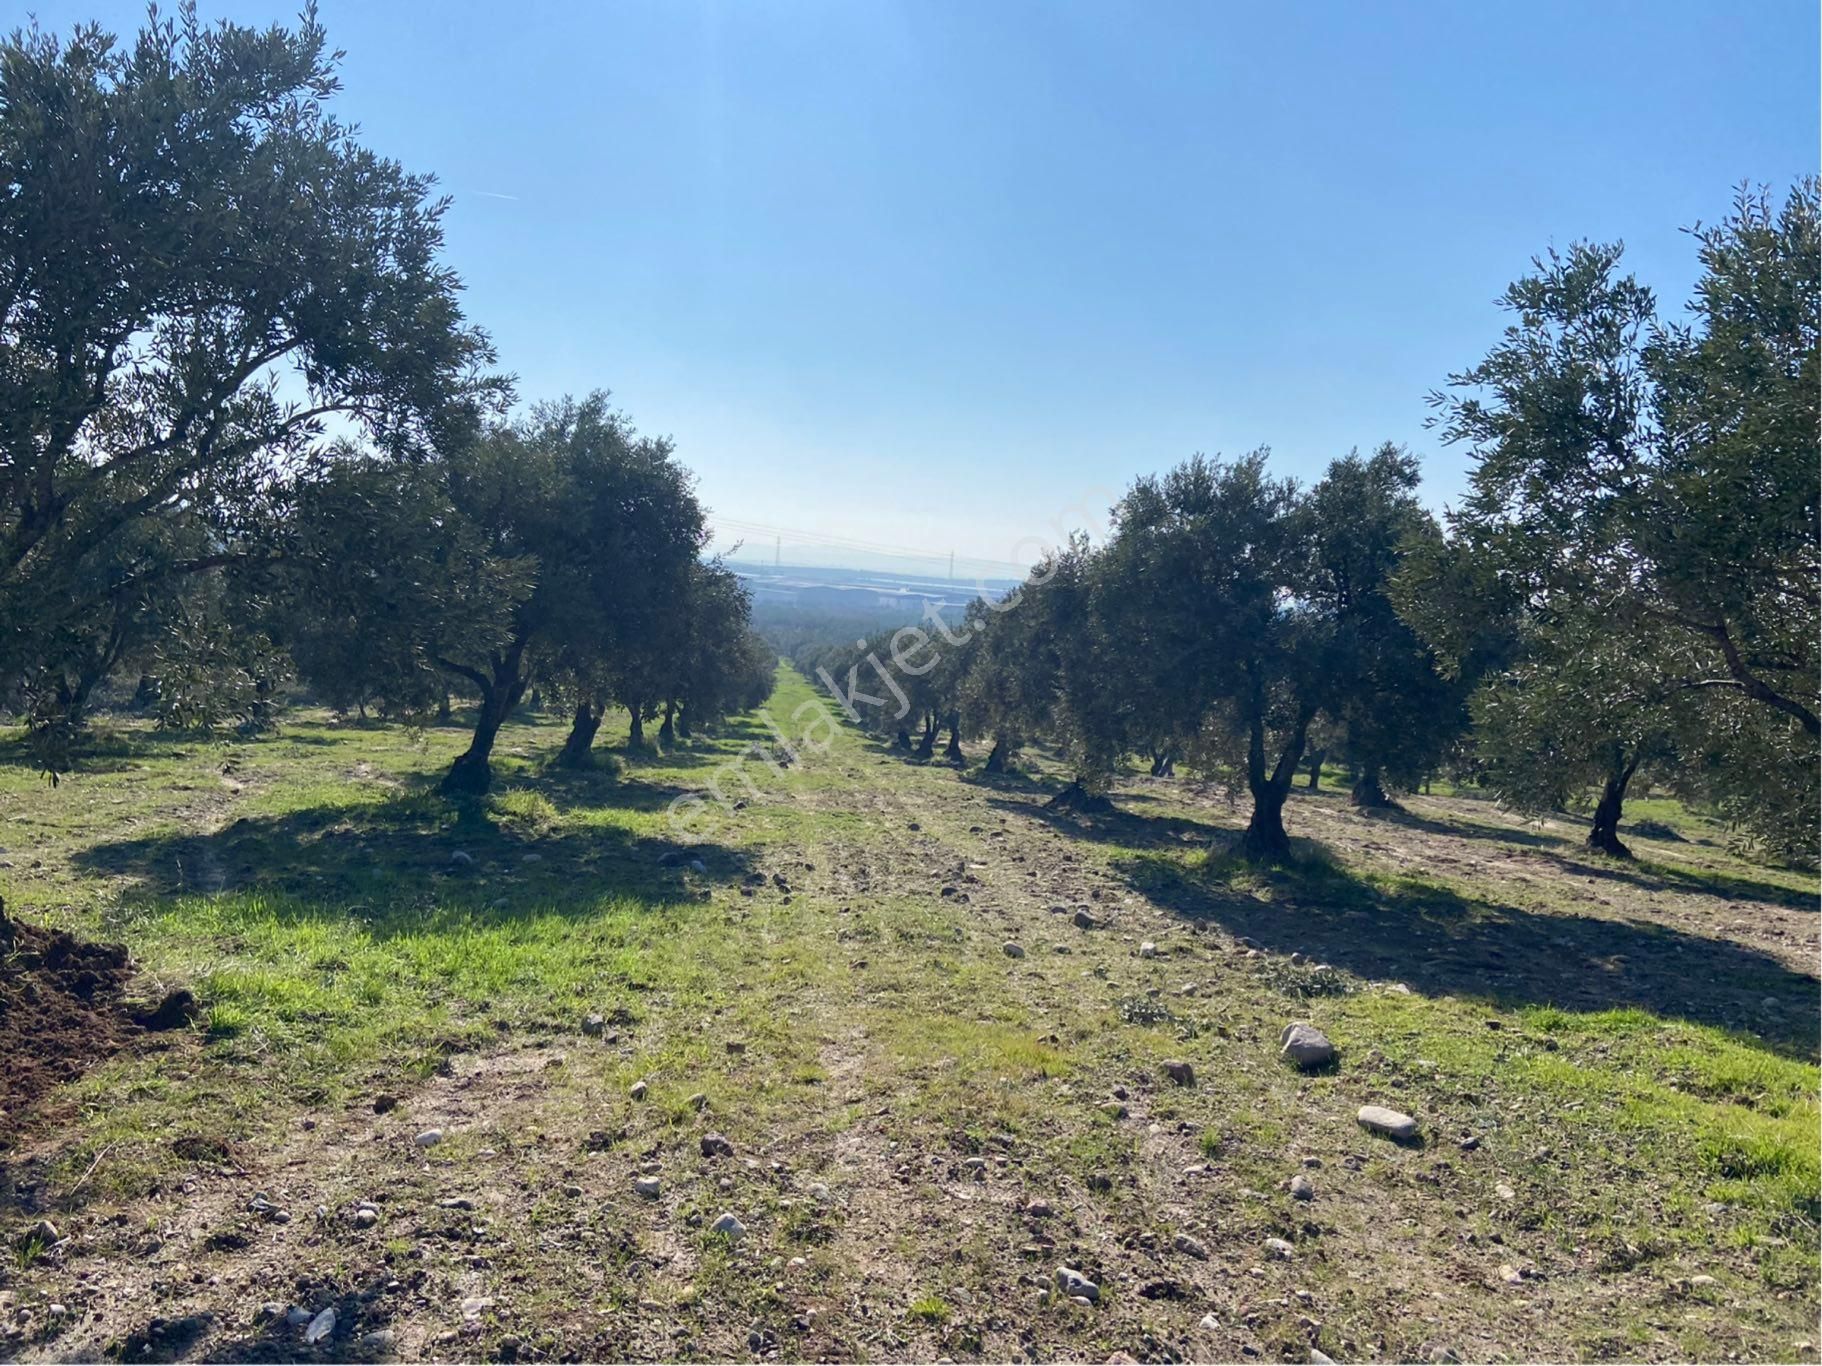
top-left (0, 6), bottom-right (501, 760)
top-left (1415, 181), bottom-right (1819, 860)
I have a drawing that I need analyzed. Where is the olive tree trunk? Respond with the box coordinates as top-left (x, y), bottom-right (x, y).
top-left (439, 635), bottom-right (530, 795)
top-left (1587, 753), bottom-right (1642, 858)
top-left (984, 735), bottom-right (1008, 772)
top-left (557, 701), bottom-right (603, 768)
top-left (915, 713), bottom-right (936, 759)
top-left (1238, 696), bottom-right (1312, 860)
top-left (1351, 763), bottom-right (1396, 809)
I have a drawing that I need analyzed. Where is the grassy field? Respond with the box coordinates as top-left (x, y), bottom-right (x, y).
top-left (0, 666), bottom-right (1816, 1363)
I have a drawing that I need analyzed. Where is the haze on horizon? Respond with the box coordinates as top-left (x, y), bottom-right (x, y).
top-left (32, 0), bottom-right (1819, 569)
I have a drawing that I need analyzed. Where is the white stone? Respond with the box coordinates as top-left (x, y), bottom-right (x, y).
top-left (304, 1307), bottom-right (336, 1344)
top-left (1356, 1105), bottom-right (1417, 1141)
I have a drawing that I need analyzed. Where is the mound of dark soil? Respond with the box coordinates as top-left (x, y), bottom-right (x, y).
top-left (0, 905), bottom-right (139, 1147)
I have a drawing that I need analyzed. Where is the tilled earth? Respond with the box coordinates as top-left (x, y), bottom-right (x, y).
top-left (0, 911), bottom-right (141, 1150)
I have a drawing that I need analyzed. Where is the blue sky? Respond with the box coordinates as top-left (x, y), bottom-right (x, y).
top-left (38, 0), bottom-right (1821, 571)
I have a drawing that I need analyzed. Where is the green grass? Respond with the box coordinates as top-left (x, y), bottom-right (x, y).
top-left (0, 665), bottom-right (1816, 1362)
top-left (907, 1294), bottom-right (952, 1324)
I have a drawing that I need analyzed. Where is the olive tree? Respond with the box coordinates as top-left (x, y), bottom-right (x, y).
top-left (1426, 181), bottom-right (1818, 859)
top-left (1100, 453), bottom-right (1320, 854)
top-left (1300, 445), bottom-right (1467, 808)
top-left (0, 8), bottom-right (500, 762)
top-left (438, 394), bottom-right (703, 789)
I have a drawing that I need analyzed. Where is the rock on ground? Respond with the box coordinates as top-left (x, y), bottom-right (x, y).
top-left (303, 1307), bottom-right (336, 1344)
top-left (1173, 1232), bottom-right (1208, 1259)
top-left (1280, 1022), bottom-right (1335, 1068)
top-left (1357, 1104), bottom-right (1418, 1141)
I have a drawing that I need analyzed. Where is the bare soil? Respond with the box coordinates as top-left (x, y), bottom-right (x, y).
top-left (0, 909), bottom-right (139, 1153)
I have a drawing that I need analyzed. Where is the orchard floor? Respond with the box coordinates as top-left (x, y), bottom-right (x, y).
top-left (0, 667), bottom-right (1816, 1364)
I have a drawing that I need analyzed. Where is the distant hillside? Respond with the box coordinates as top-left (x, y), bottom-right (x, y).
top-left (728, 561), bottom-right (1022, 620)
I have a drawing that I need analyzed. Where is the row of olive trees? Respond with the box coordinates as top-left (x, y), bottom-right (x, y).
top-left (797, 182), bottom-right (1818, 865)
top-left (798, 445), bottom-right (1467, 859)
top-left (0, 10), bottom-right (774, 790)
top-left (290, 396), bottom-right (777, 792)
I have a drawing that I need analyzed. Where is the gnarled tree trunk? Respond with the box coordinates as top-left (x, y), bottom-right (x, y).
top-left (915, 712), bottom-right (936, 759)
top-left (627, 703), bottom-right (646, 750)
top-left (557, 701), bottom-right (603, 768)
top-left (984, 734), bottom-right (1008, 773)
top-left (1241, 784), bottom-right (1291, 856)
top-left (1305, 748), bottom-right (1325, 790)
top-left (440, 636), bottom-right (530, 795)
top-left (658, 700), bottom-right (676, 749)
top-left (1238, 691), bottom-right (1312, 860)
top-left (1587, 752), bottom-right (1642, 858)
top-left (1351, 763), bottom-right (1396, 809)
top-left (943, 712), bottom-right (964, 764)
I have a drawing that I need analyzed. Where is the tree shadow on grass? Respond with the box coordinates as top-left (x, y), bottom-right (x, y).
top-left (986, 791), bottom-right (1233, 852)
top-left (1566, 852), bottom-right (1817, 914)
top-left (713, 717), bottom-right (773, 744)
top-left (611, 743), bottom-right (737, 772)
top-left (957, 764), bottom-right (1054, 797)
top-left (1120, 846), bottom-right (1820, 1059)
top-left (0, 728), bottom-right (237, 776)
top-left (1370, 805), bottom-right (1816, 912)
top-left (1364, 803), bottom-right (1571, 850)
top-left (72, 777), bottom-right (753, 921)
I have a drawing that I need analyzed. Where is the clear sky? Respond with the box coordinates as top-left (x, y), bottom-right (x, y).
top-left (34, 0), bottom-right (1821, 572)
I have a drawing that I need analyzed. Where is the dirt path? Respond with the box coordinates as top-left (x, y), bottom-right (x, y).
top-left (3, 719), bottom-right (1816, 1363)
